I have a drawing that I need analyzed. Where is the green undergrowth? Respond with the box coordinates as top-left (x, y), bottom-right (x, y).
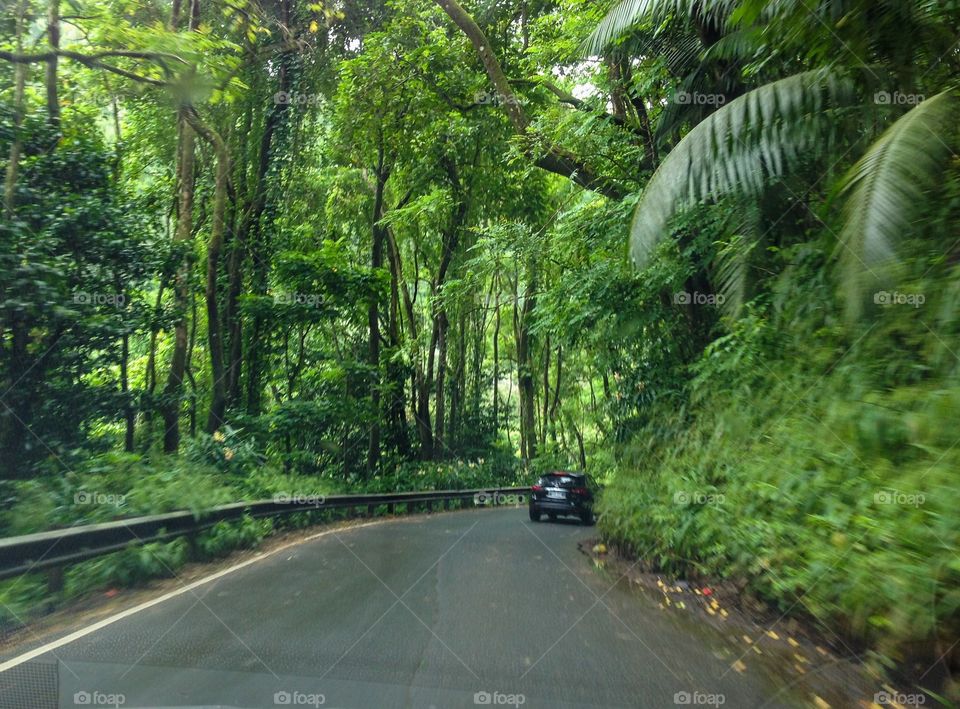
top-left (598, 306), bottom-right (960, 687)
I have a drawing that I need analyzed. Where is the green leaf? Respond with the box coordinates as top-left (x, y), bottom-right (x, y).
top-left (837, 90), bottom-right (956, 319)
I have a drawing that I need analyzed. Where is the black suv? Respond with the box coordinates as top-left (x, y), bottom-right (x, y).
top-left (529, 471), bottom-right (596, 525)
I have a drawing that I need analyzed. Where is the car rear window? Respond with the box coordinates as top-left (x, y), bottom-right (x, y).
top-left (539, 474), bottom-right (584, 488)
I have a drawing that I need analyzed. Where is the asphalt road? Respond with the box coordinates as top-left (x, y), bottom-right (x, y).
top-left (1, 508), bottom-right (801, 708)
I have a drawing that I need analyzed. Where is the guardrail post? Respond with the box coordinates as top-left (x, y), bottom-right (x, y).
top-left (46, 566), bottom-right (64, 594)
top-left (426, 500), bottom-right (433, 514)
top-left (185, 532), bottom-right (198, 560)
top-left (443, 499), bottom-right (450, 511)
top-left (387, 502), bottom-right (395, 515)
top-left (367, 504), bottom-right (375, 518)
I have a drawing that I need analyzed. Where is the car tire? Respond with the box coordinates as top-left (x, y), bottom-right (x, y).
top-left (529, 506), bottom-right (541, 522)
top-left (580, 510), bottom-right (595, 526)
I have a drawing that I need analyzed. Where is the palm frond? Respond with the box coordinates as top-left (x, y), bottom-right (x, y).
top-left (582, 0), bottom-right (734, 56)
top-left (713, 203), bottom-right (761, 318)
top-left (630, 70), bottom-right (851, 267)
top-left (653, 66), bottom-right (744, 149)
top-left (837, 90), bottom-right (956, 317)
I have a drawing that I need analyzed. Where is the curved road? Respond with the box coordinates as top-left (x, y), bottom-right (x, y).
top-left (3, 508), bottom-right (800, 708)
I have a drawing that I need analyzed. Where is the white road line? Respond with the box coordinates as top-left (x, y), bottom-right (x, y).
top-left (0, 519), bottom-right (388, 673)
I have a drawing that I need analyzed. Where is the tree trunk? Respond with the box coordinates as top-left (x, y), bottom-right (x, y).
top-left (161, 110), bottom-right (196, 452)
top-left (186, 291), bottom-right (199, 438)
top-left (120, 330), bottom-right (134, 452)
top-left (514, 271), bottom-right (537, 462)
top-left (434, 311), bottom-right (448, 454)
top-left (387, 225), bottom-right (433, 458)
top-left (549, 345), bottom-right (562, 443)
top-left (450, 309), bottom-right (466, 446)
top-left (541, 334), bottom-right (550, 447)
top-left (142, 283), bottom-right (164, 448)
top-left (161, 0), bottom-right (201, 452)
top-left (227, 73), bottom-right (290, 407)
top-left (183, 110), bottom-right (230, 433)
top-left (366, 146), bottom-right (389, 474)
top-left (244, 0), bottom-right (293, 416)
top-left (0, 1), bottom-right (31, 472)
top-left (45, 0), bottom-right (60, 129)
top-left (3, 0), bottom-right (27, 217)
top-left (386, 222), bottom-right (410, 455)
top-left (426, 158), bottom-right (468, 458)
top-left (492, 286), bottom-right (500, 431)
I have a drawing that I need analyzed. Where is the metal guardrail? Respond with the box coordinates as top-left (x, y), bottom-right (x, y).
top-left (0, 487), bottom-right (530, 585)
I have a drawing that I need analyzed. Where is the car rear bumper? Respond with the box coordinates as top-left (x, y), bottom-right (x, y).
top-left (531, 499), bottom-right (586, 514)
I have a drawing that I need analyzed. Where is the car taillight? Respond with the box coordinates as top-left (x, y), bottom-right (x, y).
top-left (572, 487), bottom-right (588, 496)
top-left (531, 484), bottom-right (543, 491)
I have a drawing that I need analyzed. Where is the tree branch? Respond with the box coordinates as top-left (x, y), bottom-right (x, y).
top-left (433, 0), bottom-right (627, 200)
top-left (0, 48), bottom-right (184, 86)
